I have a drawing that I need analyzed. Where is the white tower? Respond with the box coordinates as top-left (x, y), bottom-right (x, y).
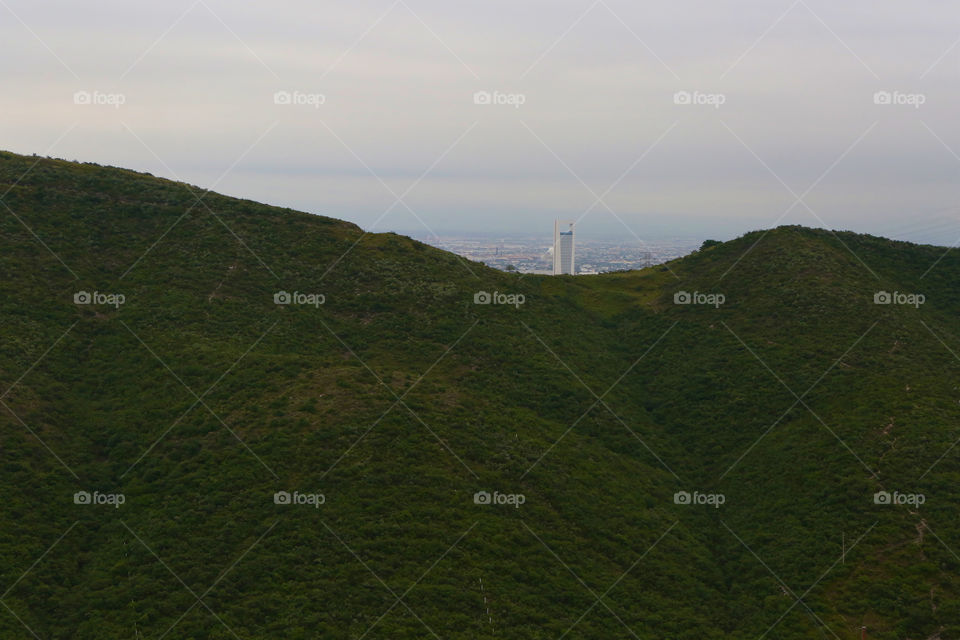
top-left (553, 220), bottom-right (575, 275)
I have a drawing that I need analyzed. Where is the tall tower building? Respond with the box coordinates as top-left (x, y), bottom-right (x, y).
top-left (553, 220), bottom-right (575, 275)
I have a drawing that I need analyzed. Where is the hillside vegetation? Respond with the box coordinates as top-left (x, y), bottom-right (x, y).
top-left (2, 150), bottom-right (960, 639)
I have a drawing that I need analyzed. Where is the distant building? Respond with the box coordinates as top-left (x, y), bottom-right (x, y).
top-left (553, 220), bottom-right (575, 275)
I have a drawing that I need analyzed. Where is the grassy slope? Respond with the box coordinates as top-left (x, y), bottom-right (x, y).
top-left (1, 150), bottom-right (959, 639)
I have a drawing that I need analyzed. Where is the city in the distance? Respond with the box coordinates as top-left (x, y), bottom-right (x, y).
top-left (409, 221), bottom-right (702, 275)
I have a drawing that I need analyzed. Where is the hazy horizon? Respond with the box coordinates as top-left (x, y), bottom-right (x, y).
top-left (3, 0), bottom-right (959, 245)
top-left (11, 146), bottom-right (958, 249)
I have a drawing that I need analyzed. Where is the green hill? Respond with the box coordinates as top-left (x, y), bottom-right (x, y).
top-left (2, 149), bottom-right (959, 639)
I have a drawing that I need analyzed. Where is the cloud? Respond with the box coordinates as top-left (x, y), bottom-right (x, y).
top-left (1, 0), bottom-right (957, 241)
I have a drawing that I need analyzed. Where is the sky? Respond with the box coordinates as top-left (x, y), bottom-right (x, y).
top-left (2, 0), bottom-right (959, 243)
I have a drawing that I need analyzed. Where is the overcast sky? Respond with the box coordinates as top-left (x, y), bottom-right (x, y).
top-left (2, 0), bottom-right (958, 243)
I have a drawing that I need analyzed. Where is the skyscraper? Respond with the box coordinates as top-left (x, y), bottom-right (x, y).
top-left (553, 220), bottom-right (575, 275)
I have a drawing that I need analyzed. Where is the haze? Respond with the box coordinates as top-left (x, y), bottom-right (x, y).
top-left (2, 0), bottom-right (958, 243)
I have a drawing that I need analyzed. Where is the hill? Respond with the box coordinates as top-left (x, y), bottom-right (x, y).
top-left (2, 149), bottom-right (960, 639)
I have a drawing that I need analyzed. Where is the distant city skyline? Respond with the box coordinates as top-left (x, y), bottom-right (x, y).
top-left (419, 230), bottom-right (698, 274)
